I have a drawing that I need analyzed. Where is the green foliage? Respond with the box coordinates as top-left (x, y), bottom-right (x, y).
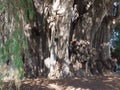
top-left (0, 74), bottom-right (3, 88)
top-left (19, 0), bottom-right (35, 22)
top-left (111, 24), bottom-right (120, 59)
top-left (0, 29), bottom-right (26, 79)
top-left (0, 0), bottom-right (30, 89)
top-left (0, 0), bottom-right (6, 12)
top-left (0, 0), bottom-right (34, 26)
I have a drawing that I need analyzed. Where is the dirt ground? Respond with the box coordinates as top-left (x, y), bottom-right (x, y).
top-left (3, 73), bottom-right (120, 90)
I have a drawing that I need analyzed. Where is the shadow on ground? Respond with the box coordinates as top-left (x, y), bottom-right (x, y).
top-left (2, 75), bottom-right (120, 90)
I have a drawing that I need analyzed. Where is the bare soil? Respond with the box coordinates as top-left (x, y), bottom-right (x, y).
top-left (2, 73), bottom-right (120, 90)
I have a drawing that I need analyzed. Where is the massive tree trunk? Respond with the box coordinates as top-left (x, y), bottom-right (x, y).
top-left (69, 0), bottom-right (120, 76)
top-left (1, 0), bottom-right (120, 79)
top-left (24, 0), bottom-right (120, 78)
top-left (42, 0), bottom-right (74, 78)
top-left (24, 0), bottom-right (74, 78)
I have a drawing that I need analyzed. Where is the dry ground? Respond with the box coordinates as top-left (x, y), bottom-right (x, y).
top-left (2, 73), bottom-right (120, 90)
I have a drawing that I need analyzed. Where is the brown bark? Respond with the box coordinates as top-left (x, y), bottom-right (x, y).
top-left (24, 0), bottom-right (120, 77)
top-left (1, 0), bottom-right (120, 79)
top-left (69, 0), bottom-right (120, 76)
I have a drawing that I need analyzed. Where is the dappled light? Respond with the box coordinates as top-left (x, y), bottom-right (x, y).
top-left (0, 0), bottom-right (120, 89)
top-left (2, 76), bottom-right (120, 90)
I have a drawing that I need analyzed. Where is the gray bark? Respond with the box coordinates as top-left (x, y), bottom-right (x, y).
top-left (1, 0), bottom-right (120, 79)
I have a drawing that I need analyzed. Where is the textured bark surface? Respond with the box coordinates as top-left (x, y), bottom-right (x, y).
top-left (69, 0), bottom-right (120, 76)
top-left (1, 0), bottom-right (120, 79)
top-left (24, 0), bottom-right (74, 78)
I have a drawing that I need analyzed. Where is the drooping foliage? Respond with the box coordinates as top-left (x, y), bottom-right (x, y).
top-left (0, 0), bottom-right (30, 80)
top-left (0, 0), bottom-right (120, 82)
